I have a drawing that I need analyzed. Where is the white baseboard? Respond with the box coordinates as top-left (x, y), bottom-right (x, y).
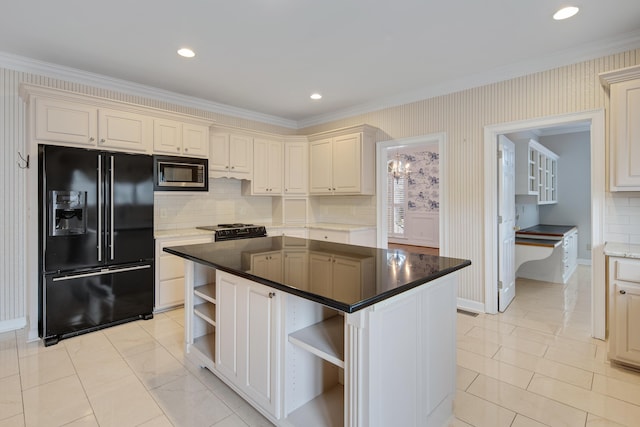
top-left (457, 298), bottom-right (484, 314)
top-left (0, 317), bottom-right (26, 334)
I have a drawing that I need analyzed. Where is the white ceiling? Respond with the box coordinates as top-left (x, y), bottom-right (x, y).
top-left (1, 0), bottom-right (640, 128)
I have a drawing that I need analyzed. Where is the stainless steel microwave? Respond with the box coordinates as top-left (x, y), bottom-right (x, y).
top-left (153, 155), bottom-right (208, 191)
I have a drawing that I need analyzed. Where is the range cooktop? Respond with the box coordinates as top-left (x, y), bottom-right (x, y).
top-left (196, 224), bottom-right (267, 241)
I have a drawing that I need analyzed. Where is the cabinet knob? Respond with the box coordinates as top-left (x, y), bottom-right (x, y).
top-left (269, 292), bottom-right (276, 298)
top-left (176, 147), bottom-right (180, 151)
top-left (100, 138), bottom-right (106, 143)
top-left (225, 166), bottom-right (229, 169)
top-left (184, 148), bottom-right (188, 152)
top-left (89, 137), bottom-right (95, 142)
top-left (620, 290), bottom-right (627, 295)
top-left (231, 166), bottom-right (235, 170)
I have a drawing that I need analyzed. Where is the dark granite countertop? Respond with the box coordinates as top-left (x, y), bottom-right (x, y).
top-left (163, 236), bottom-right (471, 313)
top-left (516, 224), bottom-right (577, 238)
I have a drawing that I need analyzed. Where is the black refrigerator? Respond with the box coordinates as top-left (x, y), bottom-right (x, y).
top-left (39, 145), bottom-right (155, 346)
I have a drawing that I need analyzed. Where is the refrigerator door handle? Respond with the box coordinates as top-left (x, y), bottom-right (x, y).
top-left (97, 154), bottom-right (102, 262)
top-left (51, 264), bottom-right (151, 282)
top-left (110, 155), bottom-right (115, 261)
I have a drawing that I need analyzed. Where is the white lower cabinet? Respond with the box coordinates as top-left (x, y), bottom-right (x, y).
top-left (246, 251), bottom-right (283, 283)
top-left (308, 227), bottom-right (376, 247)
top-left (608, 257), bottom-right (640, 368)
top-left (215, 271), bottom-right (281, 418)
top-left (155, 235), bottom-right (213, 311)
top-left (184, 262), bottom-right (458, 426)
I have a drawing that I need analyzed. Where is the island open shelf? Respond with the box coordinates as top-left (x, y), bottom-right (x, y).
top-left (194, 283), bottom-right (216, 303)
top-left (288, 315), bottom-right (344, 368)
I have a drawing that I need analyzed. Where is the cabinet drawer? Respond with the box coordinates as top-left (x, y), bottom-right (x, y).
top-left (614, 259), bottom-right (640, 283)
top-left (160, 254), bottom-right (185, 280)
top-left (159, 278), bottom-right (185, 307)
top-left (308, 229), bottom-right (348, 243)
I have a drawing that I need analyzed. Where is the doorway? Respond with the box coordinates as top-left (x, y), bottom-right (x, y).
top-left (376, 133), bottom-right (448, 254)
top-left (483, 110), bottom-right (606, 340)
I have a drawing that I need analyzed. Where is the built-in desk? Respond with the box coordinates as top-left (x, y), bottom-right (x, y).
top-left (515, 224), bottom-right (578, 283)
top-left (164, 237), bottom-right (471, 427)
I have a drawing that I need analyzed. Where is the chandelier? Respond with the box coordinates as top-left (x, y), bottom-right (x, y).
top-left (389, 152), bottom-right (411, 182)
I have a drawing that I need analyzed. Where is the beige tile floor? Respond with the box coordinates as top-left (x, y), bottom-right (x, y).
top-left (1, 265), bottom-right (639, 426)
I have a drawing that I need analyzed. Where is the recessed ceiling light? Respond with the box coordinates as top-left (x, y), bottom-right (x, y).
top-left (310, 93), bottom-right (322, 100)
top-left (177, 48), bottom-right (195, 58)
top-left (553, 6), bottom-right (579, 20)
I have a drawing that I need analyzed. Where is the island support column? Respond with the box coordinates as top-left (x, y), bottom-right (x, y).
top-left (344, 272), bottom-right (458, 427)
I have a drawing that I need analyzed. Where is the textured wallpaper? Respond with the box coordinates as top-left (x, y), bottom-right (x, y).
top-left (405, 150), bottom-right (440, 212)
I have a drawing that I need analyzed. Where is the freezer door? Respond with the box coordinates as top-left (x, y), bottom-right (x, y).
top-left (41, 263), bottom-right (154, 341)
top-left (105, 152), bottom-right (154, 264)
top-left (40, 145), bottom-right (101, 272)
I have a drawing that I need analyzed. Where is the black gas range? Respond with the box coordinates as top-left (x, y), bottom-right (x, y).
top-left (196, 223), bottom-right (267, 241)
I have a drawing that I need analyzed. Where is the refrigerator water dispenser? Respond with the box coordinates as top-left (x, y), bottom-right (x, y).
top-left (49, 190), bottom-right (87, 236)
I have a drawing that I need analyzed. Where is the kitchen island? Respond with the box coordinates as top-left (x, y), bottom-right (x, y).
top-left (164, 237), bottom-right (471, 427)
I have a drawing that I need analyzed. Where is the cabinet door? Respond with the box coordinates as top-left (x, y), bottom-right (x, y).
top-left (243, 283), bottom-right (279, 415)
top-left (267, 140), bottom-right (283, 193)
top-left (251, 252), bottom-right (283, 282)
top-left (611, 79), bottom-right (640, 190)
top-left (284, 251), bottom-right (308, 290)
top-left (182, 123), bottom-right (209, 158)
top-left (252, 139), bottom-right (270, 194)
top-left (284, 142), bottom-right (308, 195)
top-left (332, 256), bottom-right (361, 303)
top-left (210, 133), bottom-right (230, 172)
top-left (98, 108), bottom-right (151, 153)
top-left (216, 272), bottom-right (240, 381)
top-left (332, 133), bottom-right (362, 193)
top-left (153, 118), bottom-right (182, 155)
top-left (613, 282), bottom-right (640, 365)
top-left (309, 253), bottom-right (333, 296)
top-left (35, 97), bottom-right (97, 146)
top-left (229, 134), bottom-right (253, 175)
top-left (309, 139), bottom-right (334, 194)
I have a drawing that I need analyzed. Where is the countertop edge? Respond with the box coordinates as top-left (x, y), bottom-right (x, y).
top-left (163, 246), bottom-right (471, 313)
top-left (604, 242), bottom-right (640, 259)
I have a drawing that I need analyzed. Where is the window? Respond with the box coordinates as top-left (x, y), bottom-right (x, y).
top-left (388, 160), bottom-right (407, 238)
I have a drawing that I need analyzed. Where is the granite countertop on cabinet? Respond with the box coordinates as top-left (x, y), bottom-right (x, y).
top-left (604, 242), bottom-right (640, 259)
top-left (164, 236), bottom-right (471, 313)
top-left (306, 222), bottom-right (377, 231)
top-left (516, 224), bottom-right (577, 238)
top-left (154, 228), bottom-right (214, 239)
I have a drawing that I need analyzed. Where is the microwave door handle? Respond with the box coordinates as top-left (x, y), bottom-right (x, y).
top-left (97, 155), bottom-right (102, 262)
top-left (110, 155), bottom-right (115, 261)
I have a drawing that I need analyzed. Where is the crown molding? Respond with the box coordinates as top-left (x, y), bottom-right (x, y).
top-left (297, 29), bottom-right (640, 129)
top-left (0, 51), bottom-right (298, 129)
top-left (3, 28), bottom-right (640, 131)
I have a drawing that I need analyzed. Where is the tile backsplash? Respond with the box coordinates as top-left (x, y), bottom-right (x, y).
top-left (154, 178), bottom-right (273, 230)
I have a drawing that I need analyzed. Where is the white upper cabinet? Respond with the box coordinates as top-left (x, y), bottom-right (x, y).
top-left (252, 138), bottom-right (283, 195)
top-left (210, 132), bottom-right (253, 179)
top-left (153, 119), bottom-right (209, 158)
top-left (601, 65), bottom-right (640, 191)
top-left (515, 138), bottom-right (558, 204)
top-left (308, 125), bottom-right (376, 195)
top-left (34, 97), bottom-right (98, 147)
top-left (34, 97), bottom-right (152, 153)
top-left (283, 138), bottom-right (308, 195)
top-left (97, 108), bottom-right (152, 153)
top-left (309, 138), bottom-right (334, 194)
top-left (22, 84), bottom-right (211, 155)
